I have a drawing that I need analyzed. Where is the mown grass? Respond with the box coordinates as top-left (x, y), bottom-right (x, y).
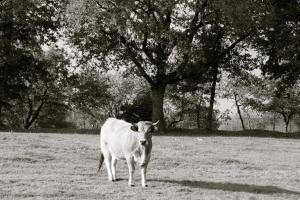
top-left (0, 132), bottom-right (300, 200)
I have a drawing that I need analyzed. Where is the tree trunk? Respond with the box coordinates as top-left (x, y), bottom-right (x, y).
top-left (207, 66), bottom-right (218, 131)
top-left (282, 113), bottom-right (290, 133)
top-left (196, 105), bottom-right (201, 128)
top-left (272, 113), bottom-right (276, 131)
top-left (196, 93), bottom-right (204, 129)
top-left (151, 84), bottom-right (167, 133)
top-left (0, 80), bottom-right (3, 125)
top-left (285, 121), bottom-right (289, 133)
top-left (234, 93), bottom-right (246, 130)
top-left (24, 100), bottom-right (45, 129)
top-left (0, 105), bottom-right (2, 126)
top-left (24, 98), bottom-right (33, 128)
top-left (289, 120), bottom-right (292, 132)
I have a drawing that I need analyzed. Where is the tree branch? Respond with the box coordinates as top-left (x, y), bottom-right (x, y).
top-left (93, 0), bottom-right (109, 10)
top-left (119, 36), bottom-right (155, 85)
top-left (221, 29), bottom-right (255, 57)
top-left (166, 0), bottom-right (210, 84)
top-left (141, 31), bottom-right (160, 67)
top-left (24, 97), bottom-right (33, 128)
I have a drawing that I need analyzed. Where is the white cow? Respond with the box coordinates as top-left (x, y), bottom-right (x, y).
top-left (98, 118), bottom-right (158, 187)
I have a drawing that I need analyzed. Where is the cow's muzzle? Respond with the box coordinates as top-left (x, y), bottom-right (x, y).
top-left (140, 140), bottom-right (147, 146)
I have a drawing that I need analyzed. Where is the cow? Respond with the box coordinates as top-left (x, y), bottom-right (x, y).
top-left (98, 118), bottom-right (159, 187)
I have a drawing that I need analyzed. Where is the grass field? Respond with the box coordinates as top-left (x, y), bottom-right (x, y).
top-left (1, 132), bottom-right (300, 200)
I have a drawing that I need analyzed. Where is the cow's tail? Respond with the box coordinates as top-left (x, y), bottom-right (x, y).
top-left (97, 152), bottom-right (104, 173)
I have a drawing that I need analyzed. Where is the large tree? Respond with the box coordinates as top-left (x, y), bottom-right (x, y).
top-left (66, 0), bottom-right (267, 132)
top-left (255, 0), bottom-right (300, 85)
top-left (0, 0), bottom-right (65, 126)
top-left (4, 48), bottom-right (72, 129)
top-left (222, 70), bottom-right (262, 131)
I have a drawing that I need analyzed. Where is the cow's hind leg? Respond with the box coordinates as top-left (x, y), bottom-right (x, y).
top-left (103, 150), bottom-right (113, 181)
top-left (111, 156), bottom-right (117, 181)
top-left (126, 156), bottom-right (135, 186)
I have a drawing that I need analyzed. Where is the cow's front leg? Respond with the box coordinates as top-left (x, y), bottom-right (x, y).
top-left (141, 165), bottom-right (148, 187)
top-left (140, 149), bottom-right (150, 187)
top-left (111, 156), bottom-right (117, 181)
top-left (126, 156), bottom-right (135, 186)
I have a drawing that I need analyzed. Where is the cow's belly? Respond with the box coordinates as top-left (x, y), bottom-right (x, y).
top-left (108, 145), bottom-right (133, 159)
top-left (109, 147), bottom-right (126, 159)
top-left (108, 144), bottom-right (141, 161)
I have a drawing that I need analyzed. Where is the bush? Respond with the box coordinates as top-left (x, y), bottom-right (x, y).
top-left (119, 93), bottom-right (152, 123)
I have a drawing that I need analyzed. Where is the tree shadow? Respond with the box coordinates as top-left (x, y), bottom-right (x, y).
top-left (149, 179), bottom-right (300, 195)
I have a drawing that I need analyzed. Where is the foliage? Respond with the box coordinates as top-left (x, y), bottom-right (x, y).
top-left (294, 115), bottom-right (300, 130)
top-left (244, 80), bottom-right (300, 132)
top-left (254, 0), bottom-right (300, 85)
top-left (2, 48), bottom-right (73, 129)
top-left (0, 0), bottom-right (66, 127)
top-left (68, 73), bottom-right (150, 128)
top-left (252, 0), bottom-right (300, 86)
top-left (164, 82), bottom-right (222, 129)
top-left (221, 70), bottom-right (265, 130)
top-left (69, 68), bottom-right (112, 121)
top-left (1, 0), bottom-right (299, 131)
top-left (119, 92), bottom-right (152, 123)
top-left (37, 104), bottom-right (76, 129)
top-left (65, 0), bottom-right (269, 131)
top-left (65, 0), bottom-right (261, 74)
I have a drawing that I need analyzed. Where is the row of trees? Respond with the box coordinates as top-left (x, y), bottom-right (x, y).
top-left (1, 0), bottom-right (299, 132)
top-left (223, 71), bottom-right (300, 132)
top-left (65, 0), bottom-right (299, 132)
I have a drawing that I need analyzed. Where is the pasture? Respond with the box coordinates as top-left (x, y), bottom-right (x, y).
top-left (0, 132), bottom-right (300, 200)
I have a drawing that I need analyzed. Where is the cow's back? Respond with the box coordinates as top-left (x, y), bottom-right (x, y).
top-left (100, 118), bottom-right (137, 158)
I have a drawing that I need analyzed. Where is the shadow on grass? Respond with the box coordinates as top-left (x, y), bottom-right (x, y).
top-left (149, 179), bottom-right (300, 195)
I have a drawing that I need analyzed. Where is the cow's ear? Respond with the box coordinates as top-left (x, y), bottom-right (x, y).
top-left (152, 126), bottom-right (158, 132)
top-left (150, 126), bottom-right (156, 132)
top-left (130, 124), bottom-right (138, 132)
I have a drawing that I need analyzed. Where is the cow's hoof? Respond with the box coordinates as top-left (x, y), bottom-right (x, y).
top-left (142, 184), bottom-right (148, 187)
top-left (129, 184), bottom-right (135, 187)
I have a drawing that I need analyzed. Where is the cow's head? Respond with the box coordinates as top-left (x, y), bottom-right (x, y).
top-left (130, 121), bottom-right (159, 146)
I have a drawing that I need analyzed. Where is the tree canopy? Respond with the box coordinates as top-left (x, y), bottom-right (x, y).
top-left (0, 0), bottom-right (65, 126)
top-left (66, 0), bottom-right (270, 131)
top-left (254, 0), bottom-right (300, 85)
top-left (1, 0), bottom-right (299, 132)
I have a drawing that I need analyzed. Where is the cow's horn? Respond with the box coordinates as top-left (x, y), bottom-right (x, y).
top-left (153, 121), bottom-right (159, 126)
